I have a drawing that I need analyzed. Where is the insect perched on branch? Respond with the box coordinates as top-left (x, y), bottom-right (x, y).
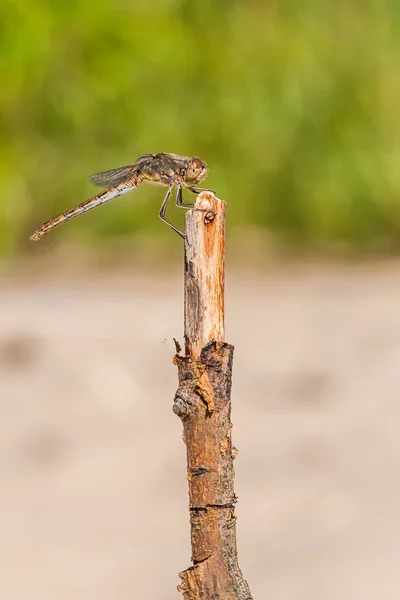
top-left (30, 153), bottom-right (209, 241)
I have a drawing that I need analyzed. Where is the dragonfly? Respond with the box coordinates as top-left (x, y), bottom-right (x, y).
top-left (29, 153), bottom-right (209, 241)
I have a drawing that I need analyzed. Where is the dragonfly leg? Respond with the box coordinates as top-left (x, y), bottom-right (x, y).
top-left (185, 185), bottom-right (216, 195)
top-left (183, 184), bottom-right (217, 222)
top-left (175, 185), bottom-right (194, 209)
top-left (159, 187), bottom-right (185, 239)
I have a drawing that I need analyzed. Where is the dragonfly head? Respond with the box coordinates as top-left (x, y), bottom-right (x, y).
top-left (184, 157), bottom-right (208, 185)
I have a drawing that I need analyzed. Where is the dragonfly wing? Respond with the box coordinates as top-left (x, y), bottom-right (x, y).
top-left (89, 164), bottom-right (138, 187)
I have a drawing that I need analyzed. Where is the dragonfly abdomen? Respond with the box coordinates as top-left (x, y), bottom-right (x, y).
top-left (30, 180), bottom-right (137, 241)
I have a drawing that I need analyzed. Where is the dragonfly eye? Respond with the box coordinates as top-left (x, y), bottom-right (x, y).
top-left (184, 157), bottom-right (207, 183)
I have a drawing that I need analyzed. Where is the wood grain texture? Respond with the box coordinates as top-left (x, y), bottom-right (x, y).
top-left (184, 192), bottom-right (225, 360)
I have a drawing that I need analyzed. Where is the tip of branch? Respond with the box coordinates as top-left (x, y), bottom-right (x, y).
top-left (194, 191), bottom-right (221, 222)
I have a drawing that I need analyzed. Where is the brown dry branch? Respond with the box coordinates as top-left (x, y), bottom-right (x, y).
top-left (173, 192), bottom-right (252, 600)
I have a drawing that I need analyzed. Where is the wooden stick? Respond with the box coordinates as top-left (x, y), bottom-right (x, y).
top-left (183, 192), bottom-right (225, 359)
top-left (173, 192), bottom-right (252, 600)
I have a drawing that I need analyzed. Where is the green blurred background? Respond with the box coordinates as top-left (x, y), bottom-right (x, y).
top-left (1, 0), bottom-right (400, 260)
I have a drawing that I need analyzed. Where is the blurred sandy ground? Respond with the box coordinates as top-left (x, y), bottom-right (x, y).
top-left (1, 261), bottom-right (400, 600)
